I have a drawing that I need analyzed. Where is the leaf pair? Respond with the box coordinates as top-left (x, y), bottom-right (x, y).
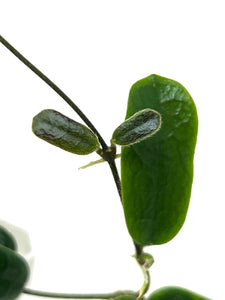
top-left (32, 108), bottom-right (161, 156)
top-left (0, 226), bottom-right (29, 300)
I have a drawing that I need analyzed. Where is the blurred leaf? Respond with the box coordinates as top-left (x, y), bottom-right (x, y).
top-left (121, 74), bottom-right (198, 245)
top-left (32, 109), bottom-right (100, 155)
top-left (0, 227), bottom-right (17, 251)
top-left (0, 245), bottom-right (29, 300)
top-left (114, 296), bottom-right (137, 300)
top-left (148, 286), bottom-right (211, 300)
top-left (111, 109), bottom-right (161, 146)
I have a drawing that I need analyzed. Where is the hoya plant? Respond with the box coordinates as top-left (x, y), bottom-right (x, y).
top-left (0, 35), bottom-right (210, 300)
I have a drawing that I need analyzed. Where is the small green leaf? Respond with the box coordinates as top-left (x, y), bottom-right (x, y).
top-left (0, 245), bottom-right (29, 300)
top-left (0, 227), bottom-right (17, 251)
top-left (32, 109), bottom-right (100, 155)
top-left (111, 109), bottom-right (161, 146)
top-left (121, 74), bottom-right (198, 246)
top-left (148, 286), bottom-right (211, 300)
top-left (136, 252), bottom-right (154, 269)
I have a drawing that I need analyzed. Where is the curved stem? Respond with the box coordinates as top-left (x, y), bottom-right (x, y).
top-left (1, 33), bottom-right (145, 297)
top-left (0, 34), bottom-right (108, 151)
top-left (137, 267), bottom-right (150, 299)
top-left (23, 288), bottom-right (139, 299)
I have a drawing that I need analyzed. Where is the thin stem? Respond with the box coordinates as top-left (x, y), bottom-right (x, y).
top-left (23, 288), bottom-right (139, 299)
top-left (0, 34), bottom-right (124, 203)
top-left (1, 33), bottom-right (146, 297)
top-left (101, 148), bottom-right (143, 258)
top-left (137, 268), bottom-right (150, 300)
top-left (107, 156), bottom-right (122, 199)
top-left (0, 33), bottom-right (126, 222)
top-left (0, 34), bottom-right (108, 151)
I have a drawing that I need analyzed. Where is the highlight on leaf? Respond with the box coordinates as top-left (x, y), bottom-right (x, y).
top-left (111, 108), bottom-right (161, 146)
top-left (32, 109), bottom-right (100, 155)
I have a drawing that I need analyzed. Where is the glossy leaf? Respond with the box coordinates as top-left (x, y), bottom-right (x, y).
top-left (121, 74), bottom-right (198, 245)
top-left (0, 227), bottom-right (17, 251)
top-left (148, 286), bottom-right (211, 300)
top-left (32, 109), bottom-right (100, 155)
top-left (0, 245), bottom-right (29, 300)
top-left (111, 108), bottom-right (161, 146)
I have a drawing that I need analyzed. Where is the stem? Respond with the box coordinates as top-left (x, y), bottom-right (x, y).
top-left (137, 268), bottom-right (150, 300)
top-left (101, 148), bottom-right (144, 268)
top-left (23, 288), bottom-right (139, 299)
top-left (107, 156), bottom-right (122, 199)
top-left (0, 34), bottom-right (108, 151)
top-left (0, 33), bottom-right (146, 297)
top-left (0, 34), bottom-right (123, 201)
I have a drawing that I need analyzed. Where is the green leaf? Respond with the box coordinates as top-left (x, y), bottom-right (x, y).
top-left (148, 286), bottom-right (211, 300)
top-left (114, 296), bottom-right (137, 300)
top-left (32, 109), bottom-right (100, 155)
top-left (136, 252), bottom-right (154, 269)
top-left (121, 74), bottom-right (198, 246)
top-left (111, 108), bottom-right (161, 146)
top-left (0, 245), bottom-right (29, 300)
top-left (0, 227), bottom-right (17, 251)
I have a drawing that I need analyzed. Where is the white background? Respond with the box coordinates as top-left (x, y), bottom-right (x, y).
top-left (0, 1), bottom-right (224, 299)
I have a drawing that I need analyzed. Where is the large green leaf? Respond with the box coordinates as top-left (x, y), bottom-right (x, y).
top-left (121, 74), bottom-right (198, 246)
top-left (148, 286), bottom-right (211, 300)
top-left (0, 245), bottom-right (29, 300)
